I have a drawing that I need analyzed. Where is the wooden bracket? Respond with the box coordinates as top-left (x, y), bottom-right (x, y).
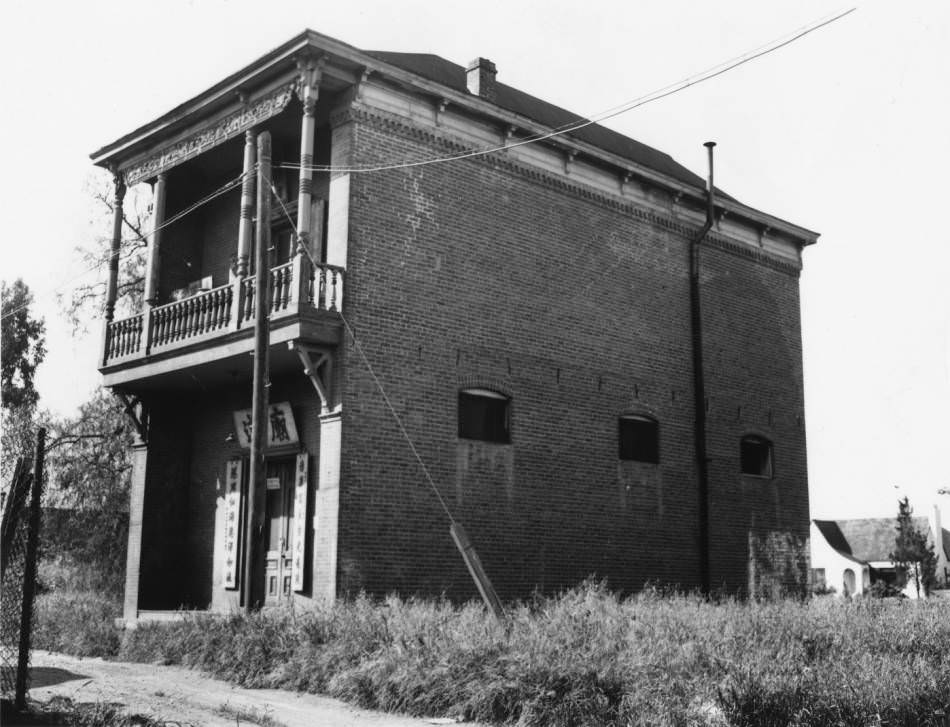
top-left (290, 342), bottom-right (332, 413)
top-left (115, 392), bottom-right (149, 445)
top-left (435, 98), bottom-right (449, 126)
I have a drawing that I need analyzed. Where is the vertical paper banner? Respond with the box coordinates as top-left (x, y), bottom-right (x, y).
top-left (291, 453), bottom-right (309, 592)
top-left (223, 459), bottom-right (243, 590)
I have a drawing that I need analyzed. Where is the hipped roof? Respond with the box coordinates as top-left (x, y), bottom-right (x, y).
top-left (90, 29), bottom-right (818, 243)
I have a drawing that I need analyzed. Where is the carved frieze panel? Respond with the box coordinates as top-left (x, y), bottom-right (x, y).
top-left (123, 84), bottom-right (296, 185)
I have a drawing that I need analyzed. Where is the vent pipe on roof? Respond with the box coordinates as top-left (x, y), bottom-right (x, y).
top-left (466, 58), bottom-right (497, 102)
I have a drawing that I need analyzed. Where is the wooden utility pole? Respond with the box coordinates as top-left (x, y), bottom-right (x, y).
top-left (243, 131), bottom-right (272, 612)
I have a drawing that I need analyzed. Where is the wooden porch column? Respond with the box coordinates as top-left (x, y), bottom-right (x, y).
top-left (143, 173), bottom-right (167, 305)
top-left (123, 439), bottom-right (148, 624)
top-left (293, 55), bottom-right (325, 304)
top-left (236, 130), bottom-right (257, 278)
top-left (104, 171), bottom-right (126, 322)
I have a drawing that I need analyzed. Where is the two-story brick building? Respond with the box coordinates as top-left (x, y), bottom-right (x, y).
top-left (92, 29), bottom-right (818, 623)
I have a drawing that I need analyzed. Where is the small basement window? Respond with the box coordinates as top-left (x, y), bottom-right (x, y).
top-left (458, 389), bottom-right (510, 443)
top-left (618, 415), bottom-right (659, 463)
top-left (740, 435), bottom-right (773, 477)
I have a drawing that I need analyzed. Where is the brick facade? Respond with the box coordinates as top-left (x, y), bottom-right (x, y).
top-left (100, 31), bottom-right (815, 616)
top-left (331, 110), bottom-right (809, 599)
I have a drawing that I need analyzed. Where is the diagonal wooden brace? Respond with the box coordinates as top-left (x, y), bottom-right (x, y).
top-left (290, 342), bottom-right (332, 413)
top-left (115, 391), bottom-right (149, 445)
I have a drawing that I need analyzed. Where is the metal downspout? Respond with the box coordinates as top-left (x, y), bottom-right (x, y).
top-left (691, 141), bottom-right (716, 595)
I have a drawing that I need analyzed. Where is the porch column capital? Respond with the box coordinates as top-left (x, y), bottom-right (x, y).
top-left (296, 53), bottom-right (326, 115)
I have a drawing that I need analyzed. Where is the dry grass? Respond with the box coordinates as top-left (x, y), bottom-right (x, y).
top-left (111, 583), bottom-right (950, 726)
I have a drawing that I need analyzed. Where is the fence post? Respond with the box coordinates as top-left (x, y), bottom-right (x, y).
top-left (15, 427), bottom-right (45, 710)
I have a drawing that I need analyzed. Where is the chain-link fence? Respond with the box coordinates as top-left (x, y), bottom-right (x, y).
top-left (1, 429), bottom-right (45, 709)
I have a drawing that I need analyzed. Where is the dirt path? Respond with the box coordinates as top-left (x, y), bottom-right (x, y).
top-left (22, 650), bottom-right (471, 727)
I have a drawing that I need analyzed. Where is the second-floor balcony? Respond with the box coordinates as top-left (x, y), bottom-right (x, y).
top-left (101, 259), bottom-right (343, 388)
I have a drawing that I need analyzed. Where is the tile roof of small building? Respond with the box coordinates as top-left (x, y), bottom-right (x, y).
top-left (814, 516), bottom-right (947, 563)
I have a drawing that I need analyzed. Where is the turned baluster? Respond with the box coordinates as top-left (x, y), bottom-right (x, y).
top-left (272, 269), bottom-right (282, 312)
top-left (244, 281), bottom-right (254, 321)
top-left (223, 289), bottom-right (230, 329)
top-left (329, 269), bottom-right (338, 311)
top-left (209, 290), bottom-right (219, 330)
top-left (282, 266), bottom-right (292, 309)
top-left (187, 299), bottom-right (198, 337)
top-left (199, 295), bottom-right (209, 335)
top-left (155, 309), bottom-right (166, 346)
top-left (172, 304), bottom-right (184, 342)
top-left (194, 296), bottom-right (204, 335)
top-left (224, 287), bottom-right (233, 329)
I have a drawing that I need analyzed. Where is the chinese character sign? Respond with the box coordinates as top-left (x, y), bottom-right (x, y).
top-left (231, 402), bottom-right (299, 449)
top-left (291, 453), bottom-right (308, 592)
top-left (223, 458), bottom-right (243, 590)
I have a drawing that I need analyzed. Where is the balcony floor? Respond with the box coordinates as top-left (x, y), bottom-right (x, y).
top-left (102, 308), bottom-right (341, 393)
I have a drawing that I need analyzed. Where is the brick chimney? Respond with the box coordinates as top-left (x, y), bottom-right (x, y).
top-left (466, 57), bottom-right (497, 102)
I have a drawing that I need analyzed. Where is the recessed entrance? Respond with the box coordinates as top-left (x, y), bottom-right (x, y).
top-left (262, 457), bottom-right (297, 606)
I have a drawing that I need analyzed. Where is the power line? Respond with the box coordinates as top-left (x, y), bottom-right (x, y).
top-left (3, 7), bottom-right (854, 322)
top-left (1, 172), bottom-right (247, 323)
top-left (275, 7), bottom-right (856, 175)
top-left (268, 180), bottom-right (457, 524)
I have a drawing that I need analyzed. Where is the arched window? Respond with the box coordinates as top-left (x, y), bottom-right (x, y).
top-left (458, 389), bottom-right (510, 443)
top-left (740, 435), bottom-right (773, 477)
top-left (618, 415), bottom-right (659, 463)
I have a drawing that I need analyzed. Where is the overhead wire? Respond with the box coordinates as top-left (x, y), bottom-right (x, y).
top-left (1, 171), bottom-right (248, 322)
top-left (275, 7), bottom-right (856, 175)
top-left (3, 6), bottom-right (854, 323)
top-left (268, 179), bottom-right (457, 524)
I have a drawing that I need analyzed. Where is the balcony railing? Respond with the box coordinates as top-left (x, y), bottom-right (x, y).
top-left (103, 261), bottom-right (343, 367)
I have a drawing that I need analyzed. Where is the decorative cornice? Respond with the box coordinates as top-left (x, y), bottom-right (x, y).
top-left (328, 105), bottom-right (354, 130)
top-left (349, 105), bottom-right (802, 277)
top-left (122, 84), bottom-right (296, 185)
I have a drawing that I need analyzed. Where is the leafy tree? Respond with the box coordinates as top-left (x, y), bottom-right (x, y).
top-left (42, 388), bottom-right (134, 594)
top-left (2, 278), bottom-right (46, 410)
top-left (61, 171), bottom-right (150, 331)
top-left (889, 497), bottom-right (938, 597)
top-left (1, 279), bottom-right (46, 485)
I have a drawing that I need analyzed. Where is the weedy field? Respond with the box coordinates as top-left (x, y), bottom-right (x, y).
top-left (33, 578), bottom-right (950, 727)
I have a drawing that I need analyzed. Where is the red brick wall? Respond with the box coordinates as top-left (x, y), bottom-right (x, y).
top-left (335, 110), bottom-right (808, 599)
top-left (699, 243), bottom-right (810, 592)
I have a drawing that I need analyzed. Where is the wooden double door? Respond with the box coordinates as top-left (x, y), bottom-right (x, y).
top-left (262, 457), bottom-right (302, 606)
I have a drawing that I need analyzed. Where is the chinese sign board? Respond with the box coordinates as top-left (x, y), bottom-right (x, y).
top-left (232, 402), bottom-right (299, 449)
top-left (223, 459), bottom-right (243, 590)
top-left (291, 453), bottom-right (308, 592)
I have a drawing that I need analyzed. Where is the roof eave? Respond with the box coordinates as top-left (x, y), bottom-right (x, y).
top-left (90, 30), bottom-right (821, 245)
top-left (91, 29), bottom-right (329, 166)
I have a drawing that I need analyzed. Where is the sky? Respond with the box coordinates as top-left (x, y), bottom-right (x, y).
top-left (1, 0), bottom-right (948, 521)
